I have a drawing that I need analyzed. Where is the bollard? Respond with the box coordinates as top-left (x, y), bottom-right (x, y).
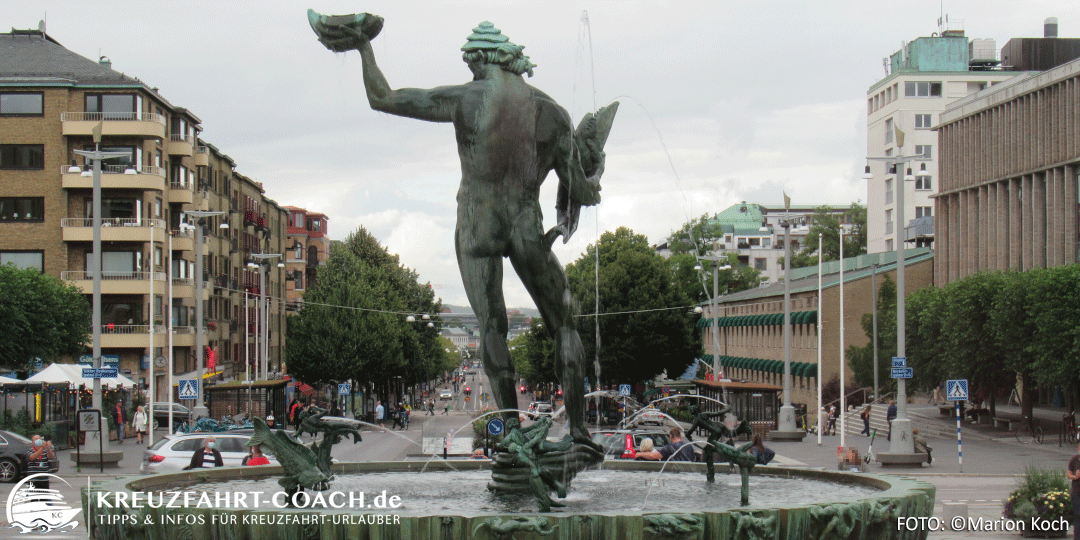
top-left (943, 502), bottom-right (968, 524)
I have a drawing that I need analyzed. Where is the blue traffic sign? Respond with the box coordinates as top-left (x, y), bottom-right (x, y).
top-left (947, 379), bottom-right (969, 401)
top-left (338, 383), bottom-right (351, 394)
top-left (487, 418), bottom-right (505, 436)
top-left (82, 368), bottom-right (118, 379)
top-left (891, 357), bottom-right (907, 368)
top-left (178, 379), bottom-right (199, 400)
top-left (891, 367), bottom-right (913, 379)
top-left (619, 384), bottom-right (631, 396)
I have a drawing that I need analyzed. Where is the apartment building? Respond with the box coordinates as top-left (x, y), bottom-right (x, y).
top-left (656, 202), bottom-right (856, 284)
top-left (934, 55), bottom-right (1080, 284)
top-left (284, 206), bottom-right (330, 312)
top-left (0, 28), bottom-right (287, 396)
top-left (866, 24), bottom-right (1021, 254)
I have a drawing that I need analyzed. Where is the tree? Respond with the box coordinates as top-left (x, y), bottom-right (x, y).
top-left (668, 252), bottom-right (761, 305)
top-left (789, 203), bottom-right (867, 268)
top-left (0, 265), bottom-right (90, 371)
top-left (665, 213), bottom-right (727, 256)
top-left (286, 228), bottom-right (450, 397)
top-left (847, 274), bottom-right (896, 392)
top-left (510, 319), bottom-right (557, 385)
top-left (564, 227), bottom-right (699, 385)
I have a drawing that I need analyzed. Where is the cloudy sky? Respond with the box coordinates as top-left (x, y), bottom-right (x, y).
top-left (7, 1), bottom-right (1073, 308)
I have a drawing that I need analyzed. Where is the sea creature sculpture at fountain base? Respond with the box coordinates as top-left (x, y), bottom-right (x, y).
top-left (487, 416), bottom-right (604, 512)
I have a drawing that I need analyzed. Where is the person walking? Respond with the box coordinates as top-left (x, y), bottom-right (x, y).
top-left (826, 405), bottom-right (838, 436)
top-left (886, 400), bottom-right (898, 441)
top-left (428, 399), bottom-right (435, 416)
top-left (132, 405), bottom-right (149, 445)
top-left (113, 400), bottom-right (126, 444)
top-left (375, 400), bottom-right (386, 431)
top-left (860, 404), bottom-right (872, 436)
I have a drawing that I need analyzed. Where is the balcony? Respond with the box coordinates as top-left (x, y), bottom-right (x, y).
top-left (169, 326), bottom-right (195, 347)
top-left (61, 111), bottom-right (166, 139)
top-left (169, 278), bottom-right (210, 300)
top-left (61, 165), bottom-right (165, 191)
top-left (168, 180), bottom-right (194, 204)
top-left (193, 146), bottom-right (209, 167)
top-left (61, 218), bottom-right (166, 243)
top-left (169, 229), bottom-right (195, 252)
top-left (62, 271), bottom-right (166, 295)
top-left (168, 134), bottom-right (193, 156)
top-left (93, 325), bottom-right (167, 349)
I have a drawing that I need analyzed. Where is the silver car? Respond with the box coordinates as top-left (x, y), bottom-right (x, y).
top-left (140, 432), bottom-right (278, 473)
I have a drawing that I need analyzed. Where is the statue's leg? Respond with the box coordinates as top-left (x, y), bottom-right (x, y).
top-left (508, 212), bottom-right (589, 444)
top-left (740, 466), bottom-right (750, 506)
top-left (456, 235), bottom-right (517, 416)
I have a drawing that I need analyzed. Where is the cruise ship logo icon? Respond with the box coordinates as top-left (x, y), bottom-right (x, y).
top-left (5, 474), bottom-right (80, 533)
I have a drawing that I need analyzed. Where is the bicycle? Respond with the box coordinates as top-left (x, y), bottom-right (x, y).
top-left (1015, 417), bottom-right (1044, 444)
top-left (1060, 413), bottom-right (1078, 446)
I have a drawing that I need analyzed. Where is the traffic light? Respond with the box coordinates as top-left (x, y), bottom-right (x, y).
top-left (465, 387), bottom-right (471, 396)
top-left (556, 389), bottom-right (562, 396)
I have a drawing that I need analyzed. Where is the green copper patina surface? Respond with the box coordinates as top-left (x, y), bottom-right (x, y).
top-left (244, 413), bottom-right (361, 495)
top-left (308, 9), bottom-right (617, 509)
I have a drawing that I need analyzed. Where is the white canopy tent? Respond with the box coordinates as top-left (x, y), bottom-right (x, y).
top-left (26, 363), bottom-right (136, 388)
top-left (0, 376), bottom-right (24, 385)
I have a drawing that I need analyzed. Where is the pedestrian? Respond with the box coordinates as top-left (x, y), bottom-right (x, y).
top-left (826, 405), bottom-right (838, 436)
top-left (443, 402), bottom-right (450, 415)
top-left (26, 435), bottom-right (54, 490)
top-left (244, 444), bottom-right (270, 466)
top-left (860, 404), bottom-right (872, 436)
top-left (375, 400), bottom-right (386, 431)
top-left (428, 399), bottom-right (435, 416)
top-left (132, 405), bottom-right (148, 445)
top-left (392, 403), bottom-right (404, 430)
top-left (290, 399), bottom-right (302, 428)
top-left (113, 400), bottom-right (126, 444)
top-left (1065, 442), bottom-right (1080, 540)
top-left (912, 428), bottom-right (932, 465)
top-left (886, 400), bottom-right (898, 441)
top-left (636, 427), bottom-right (697, 462)
top-left (266, 415), bottom-right (276, 430)
top-left (183, 437), bottom-right (223, 469)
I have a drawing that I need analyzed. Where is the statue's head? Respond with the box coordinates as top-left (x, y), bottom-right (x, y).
top-left (461, 21), bottom-right (536, 77)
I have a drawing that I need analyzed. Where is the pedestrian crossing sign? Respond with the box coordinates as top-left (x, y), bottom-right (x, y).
top-left (178, 379), bottom-right (199, 400)
top-left (946, 379), bottom-right (968, 402)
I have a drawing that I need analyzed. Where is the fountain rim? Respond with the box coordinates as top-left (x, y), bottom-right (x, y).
top-left (102, 460), bottom-right (930, 516)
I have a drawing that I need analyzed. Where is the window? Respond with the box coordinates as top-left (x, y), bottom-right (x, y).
top-left (0, 251), bottom-right (43, 271)
top-left (915, 206), bottom-right (932, 218)
top-left (155, 247), bottom-right (163, 266)
top-left (885, 210), bottom-right (894, 234)
top-left (86, 198), bottom-right (141, 219)
top-left (915, 175), bottom-right (933, 190)
top-left (915, 145), bottom-right (932, 159)
top-left (904, 81), bottom-right (942, 98)
top-left (885, 239), bottom-right (894, 251)
top-left (0, 145), bottom-right (44, 169)
top-left (154, 198), bottom-right (162, 218)
top-left (82, 145), bottom-right (139, 171)
top-left (885, 118), bottom-right (894, 144)
top-left (754, 258), bottom-right (767, 271)
top-left (84, 93), bottom-right (137, 120)
top-left (0, 93), bottom-right (43, 116)
top-left (0, 198), bottom-right (44, 222)
top-left (885, 178), bottom-right (893, 203)
top-left (915, 114), bottom-right (932, 128)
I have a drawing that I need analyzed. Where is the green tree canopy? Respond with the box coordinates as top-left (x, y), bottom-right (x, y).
top-left (789, 203), bottom-right (867, 268)
top-left (0, 265), bottom-right (90, 371)
top-left (286, 228), bottom-right (451, 396)
top-left (510, 319), bottom-right (557, 385)
top-left (564, 227), bottom-right (700, 385)
top-left (665, 213), bottom-right (727, 256)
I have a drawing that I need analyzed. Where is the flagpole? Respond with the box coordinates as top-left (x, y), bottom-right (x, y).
top-left (839, 227), bottom-right (846, 450)
top-left (816, 233), bottom-right (822, 446)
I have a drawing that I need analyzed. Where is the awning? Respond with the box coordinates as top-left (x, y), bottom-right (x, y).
top-left (702, 354), bottom-right (713, 362)
top-left (172, 368), bottom-right (224, 384)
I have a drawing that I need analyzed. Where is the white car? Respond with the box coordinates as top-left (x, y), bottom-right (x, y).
top-left (639, 408), bottom-right (666, 425)
top-left (439, 389), bottom-right (453, 401)
top-left (140, 432), bottom-right (278, 473)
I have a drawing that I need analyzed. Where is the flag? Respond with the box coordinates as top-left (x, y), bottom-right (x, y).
top-left (894, 125), bottom-right (906, 148)
top-left (783, 191), bottom-right (791, 210)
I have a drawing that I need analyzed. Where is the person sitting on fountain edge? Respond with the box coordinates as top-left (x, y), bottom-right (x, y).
top-left (184, 436), bottom-right (223, 470)
top-left (637, 427), bottom-right (697, 462)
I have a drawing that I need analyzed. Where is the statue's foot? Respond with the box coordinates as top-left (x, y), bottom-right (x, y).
top-left (570, 427), bottom-right (602, 453)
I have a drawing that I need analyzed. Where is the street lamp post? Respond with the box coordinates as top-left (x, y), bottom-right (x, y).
top-left (694, 256), bottom-right (730, 408)
top-left (771, 218), bottom-right (805, 440)
top-left (862, 150), bottom-right (930, 459)
top-left (248, 253), bottom-right (283, 381)
top-left (186, 210), bottom-right (227, 419)
top-left (74, 126), bottom-right (133, 452)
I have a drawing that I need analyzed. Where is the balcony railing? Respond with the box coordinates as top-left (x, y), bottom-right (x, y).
top-left (60, 165), bottom-right (165, 177)
top-left (62, 270), bottom-right (166, 281)
top-left (61, 111), bottom-right (166, 123)
top-left (171, 277), bottom-right (194, 287)
top-left (194, 146), bottom-right (208, 155)
top-left (94, 325), bottom-right (167, 335)
top-left (169, 229), bottom-right (195, 239)
top-left (170, 134), bottom-right (193, 144)
top-left (62, 217), bottom-right (164, 228)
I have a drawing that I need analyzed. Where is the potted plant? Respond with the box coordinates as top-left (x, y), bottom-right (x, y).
top-left (1003, 465), bottom-right (1071, 538)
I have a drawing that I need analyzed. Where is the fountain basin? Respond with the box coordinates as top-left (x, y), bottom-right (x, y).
top-left (83, 460), bottom-right (935, 539)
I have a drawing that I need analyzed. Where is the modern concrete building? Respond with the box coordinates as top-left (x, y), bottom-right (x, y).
top-left (934, 54), bottom-right (1080, 284)
top-left (0, 28), bottom-right (287, 397)
top-left (284, 206), bottom-right (330, 312)
top-left (866, 24), bottom-right (1022, 254)
top-left (656, 202), bottom-right (857, 284)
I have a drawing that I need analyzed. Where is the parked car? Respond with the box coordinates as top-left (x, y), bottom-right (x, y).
top-left (439, 389), bottom-right (453, 401)
top-left (528, 403), bottom-right (554, 418)
top-left (589, 429), bottom-right (671, 458)
top-left (628, 407), bottom-right (667, 426)
top-left (0, 430), bottom-right (59, 483)
top-left (140, 432), bottom-right (278, 473)
top-left (150, 402), bottom-right (193, 431)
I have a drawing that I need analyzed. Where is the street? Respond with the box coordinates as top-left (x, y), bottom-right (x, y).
top-left (2, 367), bottom-right (1073, 540)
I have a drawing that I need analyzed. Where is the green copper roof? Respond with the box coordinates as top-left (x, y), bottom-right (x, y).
top-left (711, 202), bottom-right (765, 228)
